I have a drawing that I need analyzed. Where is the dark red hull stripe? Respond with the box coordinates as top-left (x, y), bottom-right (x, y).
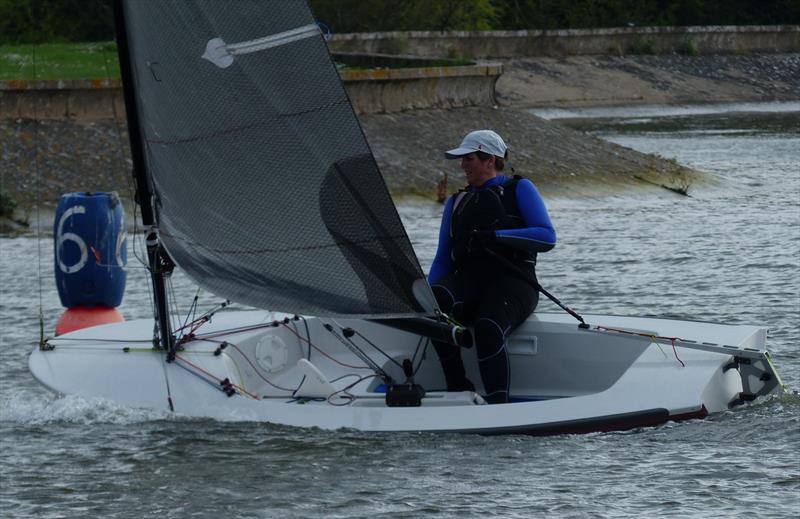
top-left (438, 406), bottom-right (709, 436)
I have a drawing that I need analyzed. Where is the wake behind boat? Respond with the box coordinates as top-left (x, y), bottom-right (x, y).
top-left (29, 0), bottom-right (784, 434)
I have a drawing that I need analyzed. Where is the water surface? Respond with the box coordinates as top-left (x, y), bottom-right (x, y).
top-left (1, 107), bottom-right (798, 518)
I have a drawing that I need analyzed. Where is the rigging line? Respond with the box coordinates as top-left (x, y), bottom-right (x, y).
top-left (172, 357), bottom-right (230, 394)
top-left (32, 40), bottom-right (46, 348)
top-left (160, 349), bottom-right (175, 411)
top-left (484, 248), bottom-right (589, 328)
top-left (44, 336), bottom-right (152, 343)
top-left (186, 290), bottom-right (200, 330)
top-left (172, 300), bottom-right (229, 335)
top-left (287, 317), bottom-right (310, 395)
top-left (190, 315), bottom-right (316, 341)
top-left (411, 336), bottom-right (430, 376)
top-left (333, 320), bottom-right (403, 370)
top-left (166, 276), bottom-right (182, 338)
top-left (328, 373), bottom-right (363, 384)
top-left (172, 318), bottom-right (308, 363)
top-left (322, 320), bottom-right (391, 381)
top-left (173, 354), bottom-right (259, 399)
top-left (166, 279), bottom-right (201, 344)
top-left (37, 345), bottom-right (154, 353)
top-left (299, 315), bottom-right (312, 360)
top-left (186, 315), bottom-right (209, 338)
top-left (283, 319), bottom-right (307, 358)
top-left (174, 316), bottom-right (205, 336)
top-left (595, 326), bottom-right (686, 367)
top-left (193, 322), bottom-right (275, 340)
top-left (280, 323), bottom-right (370, 370)
top-left (225, 343), bottom-right (296, 392)
top-left (669, 337), bottom-right (686, 368)
top-left (327, 374), bottom-right (379, 407)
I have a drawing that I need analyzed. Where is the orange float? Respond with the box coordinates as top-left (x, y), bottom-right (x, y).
top-left (55, 306), bottom-right (126, 336)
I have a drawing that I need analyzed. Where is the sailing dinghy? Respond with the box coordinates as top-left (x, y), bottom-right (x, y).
top-left (29, 0), bottom-right (784, 435)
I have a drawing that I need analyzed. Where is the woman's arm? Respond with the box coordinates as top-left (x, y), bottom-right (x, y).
top-left (495, 178), bottom-right (556, 253)
top-left (428, 196), bottom-right (456, 284)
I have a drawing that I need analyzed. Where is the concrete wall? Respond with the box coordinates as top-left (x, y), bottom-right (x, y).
top-left (0, 79), bottom-right (125, 120)
top-left (0, 63), bottom-right (502, 119)
top-left (340, 63), bottom-right (502, 113)
top-left (328, 25), bottom-right (800, 59)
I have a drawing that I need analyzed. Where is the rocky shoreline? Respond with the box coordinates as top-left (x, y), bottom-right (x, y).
top-left (2, 53), bottom-right (798, 232)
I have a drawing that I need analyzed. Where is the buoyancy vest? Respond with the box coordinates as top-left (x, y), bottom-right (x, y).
top-left (450, 175), bottom-right (536, 265)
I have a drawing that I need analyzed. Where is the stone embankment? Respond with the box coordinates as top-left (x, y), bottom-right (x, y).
top-left (498, 53), bottom-right (800, 107)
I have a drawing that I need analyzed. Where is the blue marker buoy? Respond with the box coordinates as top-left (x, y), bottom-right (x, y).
top-left (53, 192), bottom-right (127, 335)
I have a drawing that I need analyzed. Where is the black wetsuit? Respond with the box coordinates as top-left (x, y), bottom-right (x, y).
top-left (428, 175), bottom-right (556, 403)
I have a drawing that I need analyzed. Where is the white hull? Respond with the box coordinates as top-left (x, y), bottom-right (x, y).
top-left (29, 311), bottom-right (783, 435)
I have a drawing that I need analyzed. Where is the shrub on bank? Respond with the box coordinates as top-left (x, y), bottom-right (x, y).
top-left (628, 37), bottom-right (656, 55)
top-left (0, 186), bottom-right (17, 217)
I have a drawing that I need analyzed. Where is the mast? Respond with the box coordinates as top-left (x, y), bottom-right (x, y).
top-left (113, 0), bottom-right (175, 358)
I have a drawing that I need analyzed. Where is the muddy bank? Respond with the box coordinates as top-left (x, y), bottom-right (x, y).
top-left (498, 53), bottom-right (800, 107)
top-left (360, 106), bottom-right (698, 198)
top-left (1, 105), bottom-right (698, 230)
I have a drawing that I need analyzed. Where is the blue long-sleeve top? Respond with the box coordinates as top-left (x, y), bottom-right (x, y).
top-left (428, 175), bottom-right (556, 284)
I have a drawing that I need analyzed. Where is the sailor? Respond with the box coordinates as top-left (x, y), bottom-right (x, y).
top-left (429, 130), bottom-right (556, 404)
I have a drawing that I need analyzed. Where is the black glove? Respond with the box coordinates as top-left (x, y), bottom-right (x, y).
top-left (468, 230), bottom-right (495, 252)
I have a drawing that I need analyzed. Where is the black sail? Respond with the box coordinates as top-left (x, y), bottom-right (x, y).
top-left (120, 1), bottom-right (435, 317)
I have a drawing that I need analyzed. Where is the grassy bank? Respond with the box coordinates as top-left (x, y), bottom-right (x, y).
top-left (0, 41), bottom-right (469, 81)
top-left (0, 42), bottom-right (119, 80)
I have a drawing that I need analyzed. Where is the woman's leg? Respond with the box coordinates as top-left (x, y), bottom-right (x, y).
top-left (430, 271), bottom-right (477, 391)
top-left (473, 275), bottom-right (538, 403)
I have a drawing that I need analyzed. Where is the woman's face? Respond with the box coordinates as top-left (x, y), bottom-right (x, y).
top-left (460, 153), bottom-right (496, 187)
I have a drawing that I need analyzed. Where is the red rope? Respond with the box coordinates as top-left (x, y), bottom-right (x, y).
top-left (173, 353), bottom-right (260, 399)
top-left (226, 343), bottom-right (297, 392)
top-left (670, 337), bottom-right (686, 368)
top-left (280, 323), bottom-right (372, 370)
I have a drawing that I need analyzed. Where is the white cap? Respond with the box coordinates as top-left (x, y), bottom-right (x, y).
top-left (445, 130), bottom-right (508, 159)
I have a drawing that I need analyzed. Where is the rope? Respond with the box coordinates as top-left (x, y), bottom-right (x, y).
top-left (341, 322), bottom-right (403, 370)
top-left (178, 292), bottom-right (200, 338)
top-left (280, 322), bottom-right (371, 370)
top-left (176, 331), bottom-right (296, 394)
top-left (326, 374), bottom-right (378, 406)
top-left (595, 326), bottom-right (685, 367)
top-left (173, 353), bottom-right (260, 399)
top-left (30, 40), bottom-right (47, 349)
top-left (299, 315), bottom-right (312, 360)
top-left (225, 343), bottom-right (296, 392)
top-left (411, 336), bottom-right (430, 376)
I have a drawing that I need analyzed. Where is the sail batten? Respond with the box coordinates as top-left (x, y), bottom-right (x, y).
top-left (122, 0), bottom-right (434, 317)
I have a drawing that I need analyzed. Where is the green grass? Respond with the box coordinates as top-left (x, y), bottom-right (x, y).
top-left (0, 42), bottom-right (120, 80)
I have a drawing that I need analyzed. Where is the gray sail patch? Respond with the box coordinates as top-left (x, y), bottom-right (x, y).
top-left (202, 23), bottom-right (320, 68)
